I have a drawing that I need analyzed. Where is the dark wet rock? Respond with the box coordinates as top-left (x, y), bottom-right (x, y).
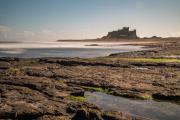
top-left (0, 61), bottom-right (10, 69)
top-left (100, 81), bottom-right (111, 88)
top-left (70, 89), bottom-right (85, 97)
top-left (68, 102), bottom-right (103, 120)
top-left (37, 115), bottom-right (70, 120)
top-left (72, 108), bottom-right (103, 120)
top-left (85, 44), bottom-right (100, 46)
top-left (0, 57), bottom-right (19, 62)
top-left (131, 62), bottom-right (180, 68)
top-left (103, 111), bottom-right (134, 120)
top-left (152, 93), bottom-right (180, 101)
top-left (25, 68), bottom-right (54, 77)
top-left (109, 50), bottom-right (159, 57)
top-left (40, 58), bottom-right (129, 68)
top-left (66, 103), bottom-right (78, 114)
top-left (65, 79), bottom-right (101, 88)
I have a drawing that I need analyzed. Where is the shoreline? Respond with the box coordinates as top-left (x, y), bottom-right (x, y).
top-left (0, 38), bottom-right (180, 120)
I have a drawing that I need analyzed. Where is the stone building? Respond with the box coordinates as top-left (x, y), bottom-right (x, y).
top-left (102, 27), bottom-right (138, 39)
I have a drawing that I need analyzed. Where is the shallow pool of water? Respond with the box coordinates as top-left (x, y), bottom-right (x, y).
top-left (85, 92), bottom-right (180, 120)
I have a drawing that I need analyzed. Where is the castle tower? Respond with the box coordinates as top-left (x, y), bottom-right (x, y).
top-left (102, 27), bottom-right (138, 39)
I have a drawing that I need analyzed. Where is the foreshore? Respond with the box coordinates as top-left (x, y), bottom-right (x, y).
top-left (0, 38), bottom-right (180, 120)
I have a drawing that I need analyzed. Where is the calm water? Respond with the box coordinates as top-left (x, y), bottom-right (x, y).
top-left (0, 42), bottom-right (144, 58)
top-left (85, 92), bottom-right (180, 120)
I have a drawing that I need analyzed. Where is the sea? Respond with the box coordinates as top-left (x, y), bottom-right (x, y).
top-left (0, 41), bottom-right (144, 58)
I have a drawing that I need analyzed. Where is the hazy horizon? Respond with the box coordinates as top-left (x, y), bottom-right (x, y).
top-left (0, 0), bottom-right (180, 42)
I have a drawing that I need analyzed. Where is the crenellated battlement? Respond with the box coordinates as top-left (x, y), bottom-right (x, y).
top-left (102, 27), bottom-right (138, 39)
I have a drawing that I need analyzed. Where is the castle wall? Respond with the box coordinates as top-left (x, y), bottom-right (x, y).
top-left (103, 27), bottom-right (138, 39)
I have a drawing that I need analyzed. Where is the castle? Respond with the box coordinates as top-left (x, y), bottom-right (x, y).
top-left (102, 27), bottom-right (138, 39)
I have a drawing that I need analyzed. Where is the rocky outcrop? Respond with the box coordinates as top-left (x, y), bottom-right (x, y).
top-left (0, 38), bottom-right (180, 119)
top-left (0, 64), bottom-right (149, 120)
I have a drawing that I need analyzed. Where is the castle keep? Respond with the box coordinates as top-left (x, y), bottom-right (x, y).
top-left (103, 27), bottom-right (138, 39)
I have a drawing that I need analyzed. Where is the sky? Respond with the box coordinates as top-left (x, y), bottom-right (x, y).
top-left (0, 0), bottom-right (180, 42)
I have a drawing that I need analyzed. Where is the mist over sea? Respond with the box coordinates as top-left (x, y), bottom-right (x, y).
top-left (0, 41), bottom-right (144, 58)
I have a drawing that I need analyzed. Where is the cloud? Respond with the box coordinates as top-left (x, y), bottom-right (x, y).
top-left (0, 25), bottom-right (62, 41)
top-left (0, 25), bottom-right (11, 40)
top-left (168, 32), bottom-right (180, 37)
top-left (32, 29), bottom-right (61, 41)
top-left (0, 25), bottom-right (11, 33)
top-left (23, 31), bottom-right (35, 37)
top-left (20, 30), bottom-right (61, 41)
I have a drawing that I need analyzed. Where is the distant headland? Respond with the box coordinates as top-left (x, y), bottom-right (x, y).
top-left (57, 27), bottom-right (180, 42)
top-left (57, 27), bottom-right (139, 42)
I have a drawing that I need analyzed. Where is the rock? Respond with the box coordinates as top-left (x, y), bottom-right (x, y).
top-left (102, 111), bottom-right (148, 120)
top-left (25, 68), bottom-right (54, 77)
top-left (0, 38), bottom-right (180, 119)
top-left (72, 108), bottom-right (103, 120)
top-left (70, 89), bottom-right (85, 97)
top-left (152, 93), bottom-right (180, 101)
top-left (85, 44), bottom-right (100, 46)
top-left (37, 115), bottom-right (70, 120)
